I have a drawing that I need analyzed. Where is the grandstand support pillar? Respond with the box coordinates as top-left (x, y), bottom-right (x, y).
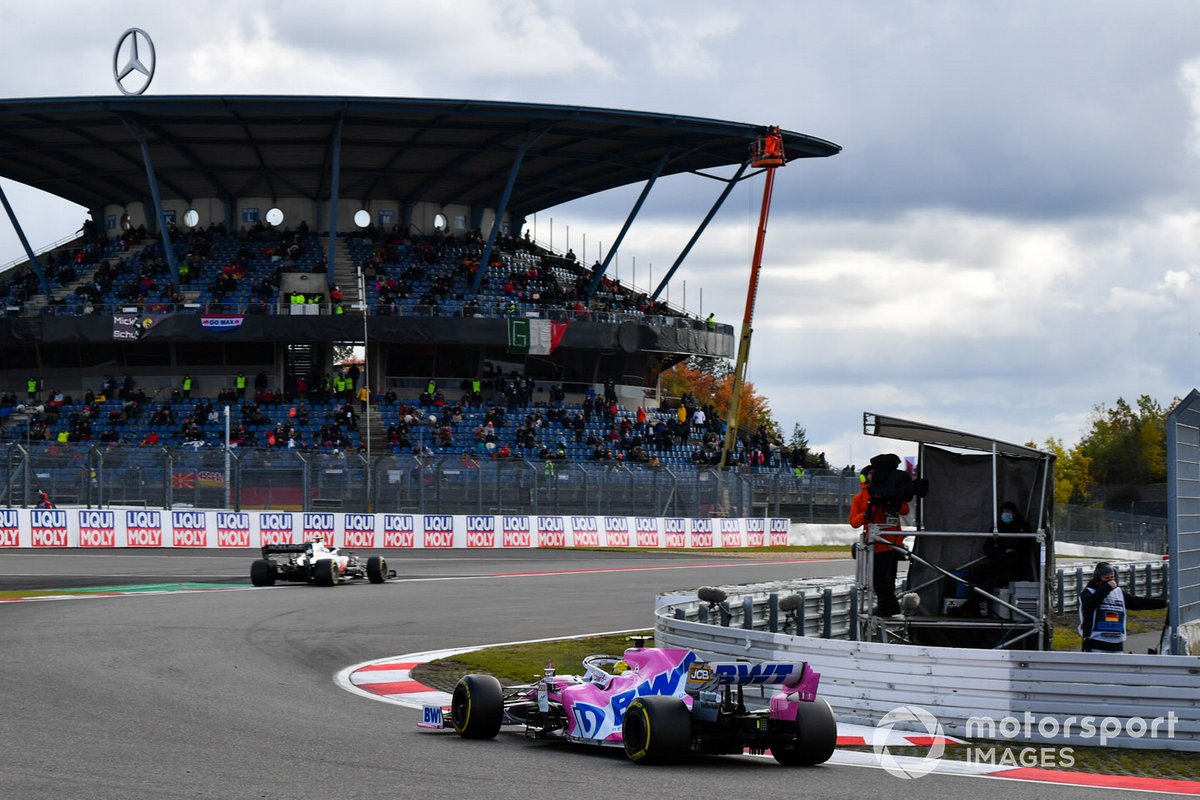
top-left (0, 182), bottom-right (52, 298)
top-left (651, 161), bottom-right (750, 302)
top-left (130, 128), bottom-right (180, 289)
top-left (472, 140), bottom-right (532, 295)
top-left (326, 115), bottom-right (345, 286)
top-left (585, 151), bottom-right (670, 302)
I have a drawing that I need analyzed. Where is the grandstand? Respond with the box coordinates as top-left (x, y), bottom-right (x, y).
top-left (0, 96), bottom-right (840, 509)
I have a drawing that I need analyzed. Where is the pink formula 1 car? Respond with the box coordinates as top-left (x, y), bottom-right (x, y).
top-left (419, 638), bottom-right (837, 766)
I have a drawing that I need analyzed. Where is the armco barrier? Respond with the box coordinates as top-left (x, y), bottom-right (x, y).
top-left (655, 580), bottom-right (1200, 752)
top-left (0, 507), bottom-right (791, 550)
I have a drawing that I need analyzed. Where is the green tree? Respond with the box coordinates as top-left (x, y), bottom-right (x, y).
top-left (1077, 394), bottom-right (1167, 504)
top-left (1043, 436), bottom-right (1092, 506)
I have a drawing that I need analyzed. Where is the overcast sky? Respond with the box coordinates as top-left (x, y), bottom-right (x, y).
top-left (2, 1), bottom-right (1199, 468)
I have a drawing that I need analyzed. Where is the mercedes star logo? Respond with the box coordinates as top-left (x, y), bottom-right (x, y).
top-left (113, 28), bottom-right (156, 96)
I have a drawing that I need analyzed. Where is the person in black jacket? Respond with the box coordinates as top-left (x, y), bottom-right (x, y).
top-left (1078, 562), bottom-right (1167, 652)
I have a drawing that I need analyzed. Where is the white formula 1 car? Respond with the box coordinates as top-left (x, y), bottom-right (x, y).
top-left (250, 541), bottom-right (395, 587)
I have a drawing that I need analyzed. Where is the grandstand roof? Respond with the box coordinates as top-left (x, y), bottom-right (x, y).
top-left (0, 96), bottom-right (839, 216)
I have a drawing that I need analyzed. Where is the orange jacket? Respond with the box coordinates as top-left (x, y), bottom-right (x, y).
top-left (849, 487), bottom-right (909, 552)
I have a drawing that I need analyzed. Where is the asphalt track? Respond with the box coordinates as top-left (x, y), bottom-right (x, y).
top-left (0, 549), bottom-right (1167, 799)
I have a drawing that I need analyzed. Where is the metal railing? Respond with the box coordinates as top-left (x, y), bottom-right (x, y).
top-left (0, 440), bottom-right (1174, 551)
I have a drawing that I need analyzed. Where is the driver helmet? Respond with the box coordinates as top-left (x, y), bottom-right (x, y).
top-left (613, 660), bottom-right (630, 675)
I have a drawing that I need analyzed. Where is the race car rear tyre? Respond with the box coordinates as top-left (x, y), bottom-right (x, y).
top-left (451, 674), bottom-right (503, 740)
top-left (314, 559), bottom-right (339, 587)
top-left (250, 559), bottom-right (275, 587)
top-left (622, 696), bottom-right (691, 765)
top-left (771, 697), bottom-right (837, 766)
top-left (367, 556), bottom-right (387, 584)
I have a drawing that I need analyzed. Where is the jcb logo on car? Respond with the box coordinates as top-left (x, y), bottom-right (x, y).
top-left (466, 530), bottom-right (494, 549)
top-left (665, 532), bottom-right (686, 549)
top-left (343, 530), bottom-right (375, 548)
top-left (424, 515), bottom-right (453, 532)
top-left (503, 529), bottom-right (531, 548)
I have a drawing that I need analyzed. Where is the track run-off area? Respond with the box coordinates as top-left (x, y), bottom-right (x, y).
top-left (0, 549), bottom-right (1191, 799)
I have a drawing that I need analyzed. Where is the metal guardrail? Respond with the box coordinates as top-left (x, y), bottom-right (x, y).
top-left (655, 568), bottom-right (1199, 752)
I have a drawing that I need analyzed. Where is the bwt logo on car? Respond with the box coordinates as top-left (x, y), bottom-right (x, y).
top-left (78, 510), bottom-right (116, 548)
top-left (423, 515), bottom-right (454, 548)
top-left (604, 516), bottom-right (630, 547)
top-left (466, 515), bottom-right (495, 549)
top-left (634, 517), bottom-right (659, 547)
top-left (384, 515), bottom-right (415, 548)
top-left (216, 513), bottom-right (251, 548)
top-left (259, 512), bottom-right (293, 545)
top-left (502, 516), bottom-right (531, 548)
top-left (31, 509), bottom-right (68, 547)
top-left (171, 511), bottom-right (208, 547)
top-left (343, 514), bottom-right (376, 548)
top-left (571, 516), bottom-right (600, 547)
top-left (537, 516), bottom-right (566, 548)
top-left (126, 510), bottom-right (162, 547)
top-left (714, 662), bottom-right (799, 685)
top-left (568, 653), bottom-right (700, 740)
top-left (303, 513), bottom-right (335, 545)
top-left (0, 509), bottom-right (18, 547)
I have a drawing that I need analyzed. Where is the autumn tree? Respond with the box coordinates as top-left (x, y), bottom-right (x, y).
top-left (659, 360), bottom-right (777, 435)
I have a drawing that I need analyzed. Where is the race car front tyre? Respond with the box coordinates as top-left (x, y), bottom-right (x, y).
top-left (451, 674), bottom-right (503, 740)
top-left (314, 559), bottom-right (339, 587)
top-left (250, 559), bottom-right (275, 587)
top-left (770, 697), bottom-right (837, 766)
top-left (622, 696), bottom-right (691, 765)
top-left (367, 555), bottom-right (387, 584)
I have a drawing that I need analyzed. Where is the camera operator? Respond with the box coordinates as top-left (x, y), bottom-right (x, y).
top-left (850, 463), bottom-right (908, 617)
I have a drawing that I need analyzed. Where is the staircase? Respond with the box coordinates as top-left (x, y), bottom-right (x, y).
top-left (362, 404), bottom-right (389, 457)
top-left (330, 237), bottom-right (364, 311)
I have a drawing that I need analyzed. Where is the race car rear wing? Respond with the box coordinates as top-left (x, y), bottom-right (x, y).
top-left (262, 543), bottom-right (311, 556)
top-left (686, 661), bottom-right (820, 701)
